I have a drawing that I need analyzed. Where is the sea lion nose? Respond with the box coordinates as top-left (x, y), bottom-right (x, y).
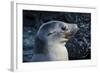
top-left (74, 24), bottom-right (79, 31)
top-left (70, 24), bottom-right (79, 34)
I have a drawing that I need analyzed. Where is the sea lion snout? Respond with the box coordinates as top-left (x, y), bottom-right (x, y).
top-left (63, 24), bottom-right (79, 38)
top-left (70, 24), bottom-right (79, 34)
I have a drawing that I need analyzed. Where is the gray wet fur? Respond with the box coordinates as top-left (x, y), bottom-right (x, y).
top-left (31, 21), bottom-right (79, 61)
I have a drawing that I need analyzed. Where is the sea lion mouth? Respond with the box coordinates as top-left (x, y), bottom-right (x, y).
top-left (63, 32), bottom-right (73, 39)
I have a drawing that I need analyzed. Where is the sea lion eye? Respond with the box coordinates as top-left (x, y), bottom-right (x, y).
top-left (61, 26), bottom-right (66, 30)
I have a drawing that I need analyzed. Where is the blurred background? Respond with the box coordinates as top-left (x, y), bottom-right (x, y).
top-left (23, 10), bottom-right (91, 62)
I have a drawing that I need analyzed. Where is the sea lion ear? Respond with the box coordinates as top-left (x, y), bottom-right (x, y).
top-left (47, 31), bottom-right (56, 36)
top-left (47, 32), bottom-right (53, 36)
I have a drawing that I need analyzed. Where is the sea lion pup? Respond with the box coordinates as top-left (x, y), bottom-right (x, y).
top-left (32, 21), bottom-right (78, 61)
